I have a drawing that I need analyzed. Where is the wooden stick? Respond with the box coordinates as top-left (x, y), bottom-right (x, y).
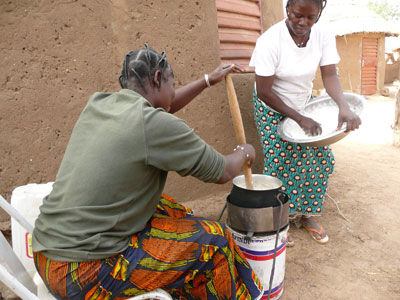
top-left (225, 74), bottom-right (254, 189)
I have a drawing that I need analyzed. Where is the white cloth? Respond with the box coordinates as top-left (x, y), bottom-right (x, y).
top-left (249, 19), bottom-right (340, 111)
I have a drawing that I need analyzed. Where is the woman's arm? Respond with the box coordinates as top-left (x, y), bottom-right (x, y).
top-left (216, 144), bottom-right (255, 184)
top-left (320, 64), bottom-right (361, 131)
top-left (169, 64), bottom-right (243, 114)
top-left (256, 75), bottom-right (322, 136)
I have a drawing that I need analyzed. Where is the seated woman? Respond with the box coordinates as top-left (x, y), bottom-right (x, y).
top-left (32, 44), bottom-right (264, 300)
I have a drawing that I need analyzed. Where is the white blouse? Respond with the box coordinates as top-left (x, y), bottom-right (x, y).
top-left (249, 19), bottom-right (340, 111)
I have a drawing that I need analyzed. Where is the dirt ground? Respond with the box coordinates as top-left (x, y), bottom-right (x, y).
top-left (184, 95), bottom-right (400, 300)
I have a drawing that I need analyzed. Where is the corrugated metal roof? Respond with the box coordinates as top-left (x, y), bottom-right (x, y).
top-left (216, 0), bottom-right (262, 69)
top-left (319, 0), bottom-right (400, 37)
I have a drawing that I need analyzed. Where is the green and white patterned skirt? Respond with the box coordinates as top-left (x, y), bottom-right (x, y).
top-left (253, 91), bottom-right (335, 217)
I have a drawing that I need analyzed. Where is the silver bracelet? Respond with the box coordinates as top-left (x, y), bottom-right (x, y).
top-left (233, 145), bottom-right (250, 159)
top-left (204, 74), bottom-right (211, 88)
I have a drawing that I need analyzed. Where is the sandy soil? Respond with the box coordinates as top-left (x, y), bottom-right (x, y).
top-left (185, 95), bottom-right (400, 300)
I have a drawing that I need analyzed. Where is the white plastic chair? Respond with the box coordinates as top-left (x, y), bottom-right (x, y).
top-left (0, 194), bottom-right (172, 300)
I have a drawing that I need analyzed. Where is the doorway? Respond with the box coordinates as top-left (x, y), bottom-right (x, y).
top-left (361, 37), bottom-right (379, 95)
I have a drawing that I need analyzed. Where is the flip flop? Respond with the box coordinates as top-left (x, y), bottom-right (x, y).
top-left (287, 232), bottom-right (295, 247)
top-left (302, 224), bottom-right (329, 244)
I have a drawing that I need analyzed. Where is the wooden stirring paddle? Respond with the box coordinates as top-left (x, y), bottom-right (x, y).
top-left (225, 74), bottom-right (254, 190)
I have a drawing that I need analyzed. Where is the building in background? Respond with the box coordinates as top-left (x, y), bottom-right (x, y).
top-left (313, 0), bottom-right (400, 95)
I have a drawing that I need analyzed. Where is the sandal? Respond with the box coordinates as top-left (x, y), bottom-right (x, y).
top-left (301, 218), bottom-right (329, 245)
top-left (287, 232), bottom-right (295, 247)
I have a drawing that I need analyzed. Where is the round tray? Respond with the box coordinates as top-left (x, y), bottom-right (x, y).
top-left (277, 93), bottom-right (366, 147)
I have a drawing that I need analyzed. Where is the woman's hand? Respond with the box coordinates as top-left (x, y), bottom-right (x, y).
top-left (240, 144), bottom-right (256, 167)
top-left (297, 115), bottom-right (322, 136)
top-left (217, 144), bottom-right (256, 184)
top-left (208, 63), bottom-right (244, 86)
top-left (338, 107), bottom-right (361, 131)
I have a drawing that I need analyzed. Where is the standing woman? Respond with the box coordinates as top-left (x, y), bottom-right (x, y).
top-left (249, 0), bottom-right (361, 245)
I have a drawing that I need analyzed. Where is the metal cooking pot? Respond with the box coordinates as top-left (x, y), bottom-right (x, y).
top-left (227, 174), bottom-right (290, 233)
top-left (229, 174), bottom-right (285, 208)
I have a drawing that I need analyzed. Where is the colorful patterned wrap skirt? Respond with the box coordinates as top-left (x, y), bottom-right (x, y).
top-left (34, 194), bottom-right (264, 300)
top-left (253, 90), bottom-right (335, 217)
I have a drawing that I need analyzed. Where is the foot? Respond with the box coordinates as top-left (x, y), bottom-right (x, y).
top-left (301, 216), bottom-right (329, 244)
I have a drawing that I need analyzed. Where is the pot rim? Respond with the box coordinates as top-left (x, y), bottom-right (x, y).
top-left (232, 174), bottom-right (283, 191)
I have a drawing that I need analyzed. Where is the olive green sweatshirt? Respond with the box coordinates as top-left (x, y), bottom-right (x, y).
top-left (32, 89), bottom-right (226, 261)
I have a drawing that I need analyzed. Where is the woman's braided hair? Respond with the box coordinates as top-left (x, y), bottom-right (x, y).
top-left (118, 43), bottom-right (169, 93)
top-left (286, 0), bottom-right (327, 22)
